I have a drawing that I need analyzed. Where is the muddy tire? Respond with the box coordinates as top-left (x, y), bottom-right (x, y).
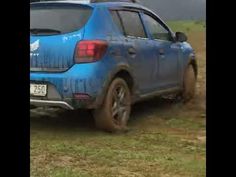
top-left (182, 64), bottom-right (196, 102)
top-left (93, 78), bottom-right (131, 132)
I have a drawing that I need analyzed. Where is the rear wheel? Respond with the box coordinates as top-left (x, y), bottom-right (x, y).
top-left (182, 64), bottom-right (196, 102)
top-left (93, 78), bottom-right (131, 132)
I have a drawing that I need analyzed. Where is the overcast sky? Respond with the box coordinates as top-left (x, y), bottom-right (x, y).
top-left (30, 0), bottom-right (206, 20)
top-left (139, 0), bottom-right (206, 20)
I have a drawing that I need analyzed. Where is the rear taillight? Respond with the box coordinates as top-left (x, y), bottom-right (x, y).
top-left (74, 40), bottom-right (108, 63)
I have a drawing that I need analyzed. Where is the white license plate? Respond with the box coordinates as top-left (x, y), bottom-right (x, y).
top-left (30, 84), bottom-right (47, 96)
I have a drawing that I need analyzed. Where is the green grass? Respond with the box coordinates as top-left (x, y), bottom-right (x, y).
top-left (31, 118), bottom-right (206, 177)
top-left (30, 20), bottom-right (206, 177)
top-left (167, 20), bottom-right (206, 33)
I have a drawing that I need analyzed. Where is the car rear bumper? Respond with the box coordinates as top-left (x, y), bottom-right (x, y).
top-left (30, 64), bottom-right (103, 96)
top-left (30, 83), bottom-right (97, 109)
top-left (30, 63), bottom-right (111, 109)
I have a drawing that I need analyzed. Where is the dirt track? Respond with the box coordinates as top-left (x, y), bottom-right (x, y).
top-left (30, 22), bottom-right (206, 177)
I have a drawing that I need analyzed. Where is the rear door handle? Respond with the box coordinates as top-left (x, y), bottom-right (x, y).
top-left (128, 47), bottom-right (136, 55)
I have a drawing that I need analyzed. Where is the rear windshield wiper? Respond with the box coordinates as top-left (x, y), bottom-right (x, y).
top-left (30, 28), bottom-right (61, 35)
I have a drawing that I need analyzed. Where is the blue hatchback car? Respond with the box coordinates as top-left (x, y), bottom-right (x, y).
top-left (30, 0), bottom-right (197, 132)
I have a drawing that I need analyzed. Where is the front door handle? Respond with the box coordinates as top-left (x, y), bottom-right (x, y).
top-left (159, 48), bottom-right (165, 55)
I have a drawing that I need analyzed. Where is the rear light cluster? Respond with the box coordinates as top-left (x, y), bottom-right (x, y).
top-left (74, 40), bottom-right (108, 63)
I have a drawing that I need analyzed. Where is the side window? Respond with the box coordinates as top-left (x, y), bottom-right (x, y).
top-left (118, 10), bottom-right (146, 38)
top-left (143, 13), bottom-right (171, 41)
top-left (110, 10), bottom-right (124, 34)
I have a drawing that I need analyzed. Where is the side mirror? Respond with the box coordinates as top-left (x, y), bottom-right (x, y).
top-left (175, 32), bottom-right (187, 42)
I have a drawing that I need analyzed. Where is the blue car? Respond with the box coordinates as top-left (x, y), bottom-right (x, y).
top-left (30, 0), bottom-right (197, 132)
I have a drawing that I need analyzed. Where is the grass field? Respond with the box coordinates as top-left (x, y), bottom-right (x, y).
top-left (30, 21), bottom-right (206, 177)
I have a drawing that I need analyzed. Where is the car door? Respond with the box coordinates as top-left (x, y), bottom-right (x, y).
top-left (115, 10), bottom-right (157, 94)
top-left (142, 13), bottom-right (181, 90)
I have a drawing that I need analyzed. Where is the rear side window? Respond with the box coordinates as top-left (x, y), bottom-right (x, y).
top-left (30, 6), bottom-right (92, 35)
top-left (110, 11), bottom-right (124, 34)
top-left (118, 11), bottom-right (146, 38)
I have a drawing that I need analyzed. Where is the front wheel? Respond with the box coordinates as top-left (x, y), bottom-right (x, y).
top-left (182, 64), bottom-right (196, 102)
top-left (93, 78), bottom-right (131, 132)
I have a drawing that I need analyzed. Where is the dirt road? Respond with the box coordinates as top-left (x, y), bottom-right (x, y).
top-left (30, 21), bottom-right (206, 177)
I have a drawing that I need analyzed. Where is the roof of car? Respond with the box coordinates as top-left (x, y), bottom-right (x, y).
top-left (31, 0), bottom-right (173, 34)
top-left (31, 0), bottom-right (158, 21)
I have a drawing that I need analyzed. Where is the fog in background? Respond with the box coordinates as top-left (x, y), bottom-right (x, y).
top-left (139, 0), bottom-right (206, 20)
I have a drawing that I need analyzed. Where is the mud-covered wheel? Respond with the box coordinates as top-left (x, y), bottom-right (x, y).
top-left (182, 64), bottom-right (196, 102)
top-left (93, 78), bottom-right (131, 132)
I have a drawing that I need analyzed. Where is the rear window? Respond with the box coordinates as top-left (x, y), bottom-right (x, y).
top-left (30, 5), bottom-right (92, 35)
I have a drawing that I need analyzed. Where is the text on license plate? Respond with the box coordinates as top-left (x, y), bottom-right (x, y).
top-left (30, 84), bottom-right (47, 96)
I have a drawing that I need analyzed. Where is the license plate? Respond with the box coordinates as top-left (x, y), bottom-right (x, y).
top-left (30, 84), bottom-right (47, 96)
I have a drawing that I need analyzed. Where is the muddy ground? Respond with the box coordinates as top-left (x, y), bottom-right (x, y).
top-left (30, 21), bottom-right (206, 177)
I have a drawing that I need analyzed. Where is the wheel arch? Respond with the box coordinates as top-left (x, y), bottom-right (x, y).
top-left (94, 65), bottom-right (136, 108)
top-left (184, 52), bottom-right (198, 79)
top-left (188, 56), bottom-right (198, 79)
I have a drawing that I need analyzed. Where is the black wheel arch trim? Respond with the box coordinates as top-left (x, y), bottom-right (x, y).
top-left (188, 54), bottom-right (198, 78)
top-left (184, 53), bottom-right (198, 79)
top-left (93, 64), bottom-right (137, 108)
